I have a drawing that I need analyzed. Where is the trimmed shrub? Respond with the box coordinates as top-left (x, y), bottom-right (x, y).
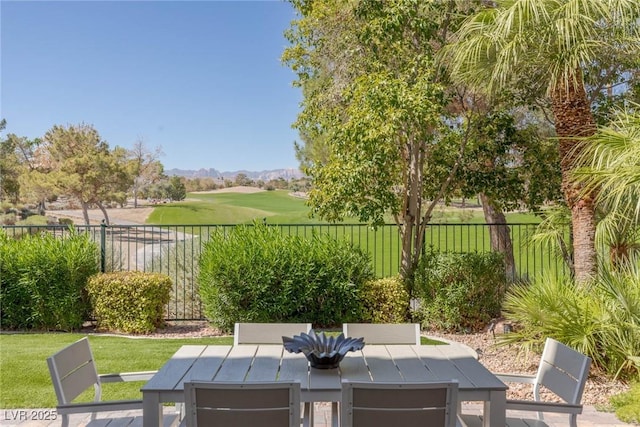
top-left (0, 229), bottom-right (99, 330)
top-left (87, 271), bottom-right (172, 334)
top-left (198, 224), bottom-right (373, 331)
top-left (360, 276), bottom-right (409, 323)
top-left (414, 250), bottom-right (507, 332)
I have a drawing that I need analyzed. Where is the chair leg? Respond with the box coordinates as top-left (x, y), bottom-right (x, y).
top-left (175, 402), bottom-right (184, 420)
top-left (303, 402), bottom-right (313, 427)
top-left (332, 402), bottom-right (339, 427)
top-left (570, 414), bottom-right (578, 427)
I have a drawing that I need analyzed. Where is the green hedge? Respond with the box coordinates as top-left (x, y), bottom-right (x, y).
top-left (87, 271), bottom-right (172, 334)
top-left (0, 229), bottom-right (99, 330)
top-left (413, 250), bottom-right (507, 332)
top-left (198, 224), bottom-right (373, 331)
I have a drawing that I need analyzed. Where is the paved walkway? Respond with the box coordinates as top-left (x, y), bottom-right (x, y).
top-left (1, 403), bottom-right (634, 427)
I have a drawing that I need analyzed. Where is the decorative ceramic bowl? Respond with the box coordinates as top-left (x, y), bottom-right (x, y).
top-left (282, 330), bottom-right (365, 369)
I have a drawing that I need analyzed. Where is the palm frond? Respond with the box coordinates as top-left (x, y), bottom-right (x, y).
top-left (573, 105), bottom-right (640, 219)
top-left (446, 0), bottom-right (640, 96)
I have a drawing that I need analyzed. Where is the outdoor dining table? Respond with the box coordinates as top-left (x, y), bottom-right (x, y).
top-left (141, 343), bottom-right (507, 427)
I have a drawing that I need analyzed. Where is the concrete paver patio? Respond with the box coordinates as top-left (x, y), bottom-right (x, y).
top-left (1, 403), bottom-right (634, 427)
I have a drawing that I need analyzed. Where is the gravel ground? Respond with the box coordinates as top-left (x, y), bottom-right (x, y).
top-left (427, 330), bottom-right (630, 409)
top-left (96, 320), bottom-right (630, 410)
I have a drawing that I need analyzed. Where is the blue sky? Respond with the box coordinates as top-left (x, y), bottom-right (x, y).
top-left (1, 0), bottom-right (303, 172)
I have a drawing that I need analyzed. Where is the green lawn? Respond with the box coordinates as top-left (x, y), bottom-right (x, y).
top-left (148, 189), bottom-right (541, 226)
top-left (148, 190), bottom-right (318, 224)
top-left (0, 333), bottom-right (441, 409)
top-left (0, 334), bottom-right (232, 409)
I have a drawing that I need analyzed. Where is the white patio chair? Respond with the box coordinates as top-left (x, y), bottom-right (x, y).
top-left (342, 323), bottom-right (421, 345)
top-left (233, 322), bottom-right (312, 425)
top-left (47, 337), bottom-right (178, 427)
top-left (182, 381), bottom-right (301, 427)
top-left (341, 380), bottom-right (459, 427)
top-left (233, 322), bottom-right (312, 345)
top-left (460, 337), bottom-right (592, 427)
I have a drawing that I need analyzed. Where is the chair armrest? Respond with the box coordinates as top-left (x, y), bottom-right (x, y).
top-left (99, 371), bottom-right (157, 382)
top-left (57, 399), bottom-right (143, 415)
top-left (506, 399), bottom-right (583, 415)
top-left (495, 373), bottom-right (536, 384)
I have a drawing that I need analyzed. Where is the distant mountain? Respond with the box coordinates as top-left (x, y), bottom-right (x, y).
top-left (166, 168), bottom-right (305, 181)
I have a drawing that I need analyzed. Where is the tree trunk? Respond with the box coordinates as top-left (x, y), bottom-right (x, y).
top-left (80, 201), bottom-right (91, 225)
top-left (97, 202), bottom-right (110, 225)
top-left (37, 198), bottom-right (46, 216)
top-left (479, 193), bottom-right (515, 282)
top-left (400, 136), bottom-right (423, 283)
top-left (551, 73), bottom-right (597, 283)
top-left (133, 177), bottom-right (140, 208)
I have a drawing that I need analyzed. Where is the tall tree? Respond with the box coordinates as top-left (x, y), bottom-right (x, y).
top-left (0, 120), bottom-right (21, 204)
top-left (127, 139), bottom-right (164, 208)
top-left (43, 123), bottom-right (132, 225)
top-left (0, 122), bottom-right (50, 207)
top-left (445, 0), bottom-right (640, 282)
top-left (284, 0), bottom-right (474, 281)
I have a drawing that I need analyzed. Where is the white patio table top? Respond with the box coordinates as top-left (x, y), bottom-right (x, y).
top-left (141, 343), bottom-right (506, 427)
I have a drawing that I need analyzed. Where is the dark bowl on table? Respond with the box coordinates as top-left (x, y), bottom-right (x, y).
top-left (282, 330), bottom-right (365, 369)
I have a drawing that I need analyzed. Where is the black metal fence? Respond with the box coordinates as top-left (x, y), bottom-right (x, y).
top-left (1, 223), bottom-right (568, 320)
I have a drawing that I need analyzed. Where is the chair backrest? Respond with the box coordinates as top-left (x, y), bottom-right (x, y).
top-left (47, 337), bottom-right (101, 405)
top-left (341, 380), bottom-right (458, 427)
top-left (184, 381), bottom-right (301, 427)
top-left (343, 323), bottom-right (421, 345)
top-left (534, 338), bottom-right (591, 405)
top-left (234, 322), bottom-right (312, 345)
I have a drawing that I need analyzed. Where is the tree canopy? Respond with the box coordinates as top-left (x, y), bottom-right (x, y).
top-left (284, 0), bottom-right (476, 279)
top-left (42, 123), bottom-right (132, 225)
top-left (444, 0), bottom-right (640, 282)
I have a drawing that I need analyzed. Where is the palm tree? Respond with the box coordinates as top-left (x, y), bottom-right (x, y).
top-left (574, 106), bottom-right (640, 267)
top-left (444, 0), bottom-right (640, 282)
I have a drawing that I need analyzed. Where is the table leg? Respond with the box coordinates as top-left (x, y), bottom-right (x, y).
top-left (484, 390), bottom-right (506, 427)
top-left (332, 402), bottom-right (339, 427)
top-left (142, 392), bottom-right (163, 427)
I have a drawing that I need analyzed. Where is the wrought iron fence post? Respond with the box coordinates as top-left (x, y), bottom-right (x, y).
top-left (100, 221), bottom-right (107, 273)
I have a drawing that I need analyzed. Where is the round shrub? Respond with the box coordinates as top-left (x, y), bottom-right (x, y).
top-left (414, 250), bottom-right (506, 332)
top-left (360, 276), bottom-right (410, 323)
top-left (198, 224), bottom-right (373, 331)
top-left (87, 271), bottom-right (172, 334)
